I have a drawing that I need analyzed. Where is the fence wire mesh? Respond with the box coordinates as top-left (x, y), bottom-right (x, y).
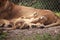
top-left (10, 0), bottom-right (60, 12)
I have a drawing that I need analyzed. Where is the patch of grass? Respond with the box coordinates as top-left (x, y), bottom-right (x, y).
top-left (14, 33), bottom-right (60, 40)
top-left (54, 34), bottom-right (60, 40)
top-left (0, 32), bottom-right (7, 40)
top-left (1, 33), bottom-right (60, 40)
top-left (41, 33), bottom-right (53, 40)
top-left (22, 33), bottom-right (60, 40)
top-left (55, 12), bottom-right (60, 17)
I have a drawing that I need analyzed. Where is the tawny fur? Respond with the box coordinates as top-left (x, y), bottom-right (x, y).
top-left (0, 0), bottom-right (60, 29)
top-left (0, 19), bottom-right (10, 29)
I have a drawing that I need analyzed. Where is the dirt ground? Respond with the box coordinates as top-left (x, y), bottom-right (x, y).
top-left (5, 26), bottom-right (60, 40)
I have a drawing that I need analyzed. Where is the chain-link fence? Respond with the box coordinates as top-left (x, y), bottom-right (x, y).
top-left (10, 0), bottom-right (60, 12)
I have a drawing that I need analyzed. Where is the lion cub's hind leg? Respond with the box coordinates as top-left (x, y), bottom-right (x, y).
top-left (44, 19), bottom-right (60, 28)
top-left (15, 20), bottom-right (25, 29)
top-left (9, 18), bottom-right (25, 29)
